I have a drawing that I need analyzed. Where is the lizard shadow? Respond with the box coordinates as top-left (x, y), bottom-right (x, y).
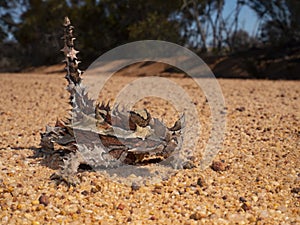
top-left (0, 146), bottom-right (63, 170)
top-left (3, 146), bottom-right (175, 183)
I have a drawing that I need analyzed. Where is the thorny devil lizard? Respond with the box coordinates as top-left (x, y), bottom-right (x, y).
top-left (40, 17), bottom-right (191, 186)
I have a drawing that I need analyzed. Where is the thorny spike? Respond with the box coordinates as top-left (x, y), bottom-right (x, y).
top-left (63, 16), bottom-right (71, 27)
top-left (63, 16), bottom-right (82, 86)
top-left (106, 101), bottom-right (111, 110)
top-left (40, 17), bottom-right (188, 186)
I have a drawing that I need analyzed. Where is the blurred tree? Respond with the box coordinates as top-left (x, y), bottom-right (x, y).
top-left (181, 0), bottom-right (209, 52)
top-left (8, 0), bottom-right (183, 67)
top-left (128, 12), bottom-right (182, 43)
top-left (0, 1), bottom-right (11, 42)
top-left (206, 0), bottom-right (225, 52)
top-left (0, 25), bottom-right (7, 42)
top-left (180, 0), bottom-right (245, 53)
top-left (73, 0), bottom-right (182, 63)
top-left (221, 0), bottom-right (246, 52)
top-left (99, 0), bottom-right (182, 44)
top-left (247, 0), bottom-right (300, 45)
top-left (0, 0), bottom-right (29, 71)
top-left (226, 29), bottom-right (257, 51)
top-left (0, 0), bottom-right (25, 42)
top-left (66, 0), bottom-right (108, 65)
top-left (6, 0), bottom-right (297, 70)
top-left (13, 0), bottom-right (69, 66)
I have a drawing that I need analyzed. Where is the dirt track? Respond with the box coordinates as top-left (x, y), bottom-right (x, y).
top-left (0, 67), bottom-right (299, 224)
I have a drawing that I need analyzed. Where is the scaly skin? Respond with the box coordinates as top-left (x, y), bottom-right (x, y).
top-left (40, 17), bottom-right (185, 186)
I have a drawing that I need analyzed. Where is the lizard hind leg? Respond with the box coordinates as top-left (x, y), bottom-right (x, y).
top-left (50, 151), bottom-right (84, 186)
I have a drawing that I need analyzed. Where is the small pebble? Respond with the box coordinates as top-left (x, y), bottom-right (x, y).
top-left (149, 216), bottom-right (156, 220)
top-left (291, 187), bottom-right (300, 194)
top-left (183, 161), bottom-right (196, 169)
top-left (236, 106), bottom-right (246, 112)
top-left (90, 187), bottom-right (98, 193)
top-left (239, 197), bottom-right (247, 202)
top-left (153, 187), bottom-right (162, 194)
top-left (117, 203), bottom-right (125, 210)
top-left (38, 194), bottom-right (49, 206)
top-left (131, 182), bottom-right (140, 191)
top-left (241, 202), bottom-right (251, 211)
top-left (81, 190), bottom-right (89, 196)
top-left (90, 184), bottom-right (101, 193)
top-left (190, 212), bottom-right (206, 220)
top-left (196, 176), bottom-right (207, 188)
top-left (211, 160), bottom-right (227, 172)
top-left (31, 200), bottom-right (39, 205)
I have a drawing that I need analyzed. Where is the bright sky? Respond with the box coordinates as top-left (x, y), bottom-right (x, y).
top-left (223, 1), bottom-right (259, 36)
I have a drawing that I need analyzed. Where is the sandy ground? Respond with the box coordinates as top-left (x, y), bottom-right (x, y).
top-left (0, 66), bottom-right (299, 224)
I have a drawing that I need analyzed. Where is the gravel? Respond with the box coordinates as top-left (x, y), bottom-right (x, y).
top-left (0, 71), bottom-right (299, 224)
